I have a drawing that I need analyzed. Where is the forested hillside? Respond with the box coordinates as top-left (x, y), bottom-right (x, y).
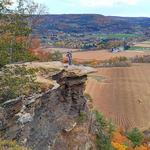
top-left (34, 14), bottom-right (150, 36)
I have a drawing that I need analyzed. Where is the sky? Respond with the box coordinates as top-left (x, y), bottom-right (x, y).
top-left (11, 0), bottom-right (150, 17)
top-left (31, 0), bottom-right (150, 17)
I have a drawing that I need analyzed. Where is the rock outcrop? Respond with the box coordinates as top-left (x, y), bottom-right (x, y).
top-left (0, 62), bottom-right (96, 150)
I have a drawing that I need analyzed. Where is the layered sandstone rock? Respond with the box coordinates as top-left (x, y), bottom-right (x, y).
top-left (0, 62), bottom-right (96, 150)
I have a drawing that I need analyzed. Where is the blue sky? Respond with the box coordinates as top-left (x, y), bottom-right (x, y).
top-left (26, 0), bottom-right (150, 17)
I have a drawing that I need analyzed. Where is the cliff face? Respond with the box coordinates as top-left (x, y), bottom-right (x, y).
top-left (0, 64), bottom-right (96, 150)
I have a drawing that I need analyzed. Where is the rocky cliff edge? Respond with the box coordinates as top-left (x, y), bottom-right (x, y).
top-left (0, 62), bottom-right (97, 150)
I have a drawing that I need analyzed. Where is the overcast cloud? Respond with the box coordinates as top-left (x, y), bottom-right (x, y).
top-left (69, 0), bottom-right (139, 7)
top-left (12, 0), bottom-right (150, 17)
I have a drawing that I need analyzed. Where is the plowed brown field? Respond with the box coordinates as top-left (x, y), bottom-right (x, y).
top-left (86, 64), bottom-right (150, 130)
top-left (73, 50), bottom-right (150, 62)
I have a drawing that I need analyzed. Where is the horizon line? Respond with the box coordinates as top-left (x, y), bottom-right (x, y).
top-left (41, 13), bottom-right (150, 18)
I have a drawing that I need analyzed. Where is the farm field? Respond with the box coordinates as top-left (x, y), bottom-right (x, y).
top-left (74, 50), bottom-right (150, 130)
top-left (43, 47), bottom-right (81, 53)
top-left (86, 63), bottom-right (150, 130)
top-left (73, 50), bottom-right (150, 62)
top-left (130, 41), bottom-right (150, 50)
top-left (97, 33), bottom-right (139, 39)
top-left (134, 41), bottom-right (150, 48)
top-left (86, 33), bottom-right (139, 39)
top-left (32, 47), bottom-right (80, 54)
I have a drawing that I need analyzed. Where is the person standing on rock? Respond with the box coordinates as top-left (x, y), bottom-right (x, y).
top-left (66, 51), bottom-right (72, 65)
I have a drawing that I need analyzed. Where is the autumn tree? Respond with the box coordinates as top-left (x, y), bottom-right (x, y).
top-left (0, 0), bottom-right (46, 68)
top-left (0, 0), bottom-right (13, 67)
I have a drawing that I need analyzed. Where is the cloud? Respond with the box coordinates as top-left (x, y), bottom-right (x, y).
top-left (70, 0), bottom-right (139, 8)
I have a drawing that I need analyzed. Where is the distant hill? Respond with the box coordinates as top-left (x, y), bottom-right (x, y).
top-left (34, 14), bottom-right (150, 35)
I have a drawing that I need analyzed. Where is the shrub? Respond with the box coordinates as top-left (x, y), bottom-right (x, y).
top-left (72, 59), bottom-right (101, 67)
top-left (95, 111), bottom-right (107, 130)
top-left (101, 56), bottom-right (131, 67)
top-left (132, 55), bottom-right (150, 63)
top-left (77, 57), bottom-right (131, 68)
top-left (111, 142), bottom-right (128, 150)
top-left (0, 140), bottom-right (28, 150)
top-left (48, 51), bottom-right (63, 61)
top-left (95, 111), bottom-right (115, 150)
top-left (78, 112), bottom-right (86, 123)
top-left (0, 65), bottom-right (40, 103)
top-left (126, 128), bottom-right (144, 147)
top-left (112, 130), bottom-right (127, 144)
top-left (11, 48), bottom-right (38, 63)
top-left (0, 42), bottom-right (38, 68)
top-left (0, 49), bottom-right (10, 68)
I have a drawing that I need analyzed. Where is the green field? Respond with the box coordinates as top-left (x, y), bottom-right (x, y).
top-left (129, 46), bottom-right (150, 51)
top-left (89, 34), bottom-right (139, 39)
top-left (93, 33), bottom-right (140, 39)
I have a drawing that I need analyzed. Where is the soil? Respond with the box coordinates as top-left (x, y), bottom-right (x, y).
top-left (73, 50), bottom-right (150, 62)
top-left (86, 63), bottom-right (150, 130)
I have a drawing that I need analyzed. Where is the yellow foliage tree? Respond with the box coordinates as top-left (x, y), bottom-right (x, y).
top-left (112, 142), bottom-right (128, 150)
top-left (112, 131), bottom-right (127, 144)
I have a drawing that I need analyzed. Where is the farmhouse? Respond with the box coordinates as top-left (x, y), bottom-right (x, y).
top-left (111, 46), bottom-right (125, 52)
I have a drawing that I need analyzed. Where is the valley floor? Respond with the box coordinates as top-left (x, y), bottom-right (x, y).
top-left (73, 50), bottom-right (150, 62)
top-left (86, 63), bottom-right (150, 130)
top-left (73, 50), bottom-right (150, 130)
